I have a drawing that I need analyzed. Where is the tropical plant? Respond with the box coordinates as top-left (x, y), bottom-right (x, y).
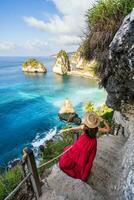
top-left (0, 165), bottom-right (23, 200)
top-left (84, 102), bottom-right (94, 112)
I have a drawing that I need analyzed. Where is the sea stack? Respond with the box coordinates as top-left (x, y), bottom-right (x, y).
top-left (22, 58), bottom-right (47, 73)
top-left (53, 50), bottom-right (70, 75)
top-left (58, 99), bottom-right (81, 125)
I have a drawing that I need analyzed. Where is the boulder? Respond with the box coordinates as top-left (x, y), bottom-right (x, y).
top-left (22, 59), bottom-right (47, 73)
top-left (53, 50), bottom-right (70, 75)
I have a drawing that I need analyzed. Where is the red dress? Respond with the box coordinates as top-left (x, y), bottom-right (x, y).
top-left (59, 128), bottom-right (97, 182)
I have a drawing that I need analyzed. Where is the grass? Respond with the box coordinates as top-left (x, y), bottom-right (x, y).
top-left (83, 0), bottom-right (134, 81)
top-left (0, 165), bottom-right (23, 200)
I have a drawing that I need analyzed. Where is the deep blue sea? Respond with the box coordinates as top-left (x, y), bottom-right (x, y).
top-left (0, 56), bottom-right (106, 166)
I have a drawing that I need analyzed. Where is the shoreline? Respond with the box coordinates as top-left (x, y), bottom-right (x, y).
top-left (67, 70), bottom-right (99, 81)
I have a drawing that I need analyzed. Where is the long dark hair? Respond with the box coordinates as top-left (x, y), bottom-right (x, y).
top-left (83, 125), bottom-right (98, 138)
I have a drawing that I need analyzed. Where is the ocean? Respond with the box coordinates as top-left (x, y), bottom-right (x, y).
top-left (0, 56), bottom-right (106, 165)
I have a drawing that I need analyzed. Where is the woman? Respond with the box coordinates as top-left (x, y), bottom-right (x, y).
top-left (59, 112), bottom-right (111, 182)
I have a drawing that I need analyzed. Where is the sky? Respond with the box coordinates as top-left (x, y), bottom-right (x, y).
top-left (0, 0), bottom-right (95, 56)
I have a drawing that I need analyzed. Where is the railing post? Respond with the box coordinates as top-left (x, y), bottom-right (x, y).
top-left (23, 147), bottom-right (41, 199)
top-left (74, 132), bottom-right (79, 143)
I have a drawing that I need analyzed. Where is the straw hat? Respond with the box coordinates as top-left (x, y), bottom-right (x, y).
top-left (82, 112), bottom-right (100, 128)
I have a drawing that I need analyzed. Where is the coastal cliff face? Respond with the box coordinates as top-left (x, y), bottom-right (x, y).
top-left (69, 48), bottom-right (97, 78)
top-left (53, 50), bottom-right (70, 75)
top-left (103, 10), bottom-right (134, 199)
top-left (103, 10), bottom-right (134, 114)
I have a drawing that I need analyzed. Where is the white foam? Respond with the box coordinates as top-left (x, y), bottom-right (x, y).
top-left (32, 127), bottom-right (58, 148)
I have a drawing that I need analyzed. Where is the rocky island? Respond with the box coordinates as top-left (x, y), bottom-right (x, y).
top-left (22, 58), bottom-right (47, 73)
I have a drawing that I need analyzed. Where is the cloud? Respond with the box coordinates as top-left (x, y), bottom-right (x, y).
top-left (0, 40), bottom-right (48, 54)
top-left (23, 0), bottom-right (95, 37)
top-left (52, 35), bottom-right (81, 46)
top-left (0, 42), bottom-right (16, 51)
top-left (24, 40), bottom-right (48, 51)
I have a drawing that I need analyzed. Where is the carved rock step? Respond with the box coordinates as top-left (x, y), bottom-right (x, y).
top-left (88, 135), bottom-right (127, 199)
top-left (40, 165), bottom-right (105, 200)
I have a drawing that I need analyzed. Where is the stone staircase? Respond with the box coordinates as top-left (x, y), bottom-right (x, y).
top-left (90, 135), bottom-right (126, 199)
top-left (39, 134), bottom-right (127, 200)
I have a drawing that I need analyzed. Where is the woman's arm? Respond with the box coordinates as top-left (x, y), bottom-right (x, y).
top-left (60, 124), bottom-right (84, 134)
top-left (98, 120), bottom-right (111, 133)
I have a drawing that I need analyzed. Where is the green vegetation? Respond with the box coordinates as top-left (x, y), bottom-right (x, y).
top-left (84, 102), bottom-right (94, 112)
top-left (83, 0), bottom-right (133, 81)
top-left (22, 58), bottom-right (44, 69)
top-left (0, 165), bottom-right (23, 200)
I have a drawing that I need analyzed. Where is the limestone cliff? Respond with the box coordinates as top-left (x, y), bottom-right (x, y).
top-left (53, 50), bottom-right (70, 75)
top-left (102, 9), bottom-right (134, 199)
top-left (103, 9), bottom-right (134, 114)
top-left (69, 47), bottom-right (97, 78)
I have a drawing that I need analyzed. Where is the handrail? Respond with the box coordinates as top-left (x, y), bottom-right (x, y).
top-left (4, 172), bottom-right (31, 200)
top-left (38, 145), bottom-right (73, 169)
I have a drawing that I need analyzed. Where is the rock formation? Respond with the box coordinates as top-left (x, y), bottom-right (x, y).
top-left (53, 50), bottom-right (70, 75)
top-left (58, 99), bottom-right (81, 125)
top-left (102, 9), bottom-right (134, 199)
top-left (103, 9), bottom-right (134, 114)
top-left (70, 47), bottom-right (97, 78)
top-left (22, 59), bottom-right (47, 73)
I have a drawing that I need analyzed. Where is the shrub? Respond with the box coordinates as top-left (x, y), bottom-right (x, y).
top-left (0, 165), bottom-right (23, 200)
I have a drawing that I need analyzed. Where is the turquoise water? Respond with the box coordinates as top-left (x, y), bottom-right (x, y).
top-left (0, 56), bottom-right (106, 165)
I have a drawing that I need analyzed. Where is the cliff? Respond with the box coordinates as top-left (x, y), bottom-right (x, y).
top-left (102, 9), bottom-right (134, 199)
top-left (53, 48), bottom-right (97, 79)
top-left (69, 47), bottom-right (97, 79)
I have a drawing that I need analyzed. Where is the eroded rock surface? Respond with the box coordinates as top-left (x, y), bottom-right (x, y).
top-left (103, 9), bottom-right (134, 114)
top-left (102, 9), bottom-right (134, 200)
top-left (53, 50), bottom-right (70, 75)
